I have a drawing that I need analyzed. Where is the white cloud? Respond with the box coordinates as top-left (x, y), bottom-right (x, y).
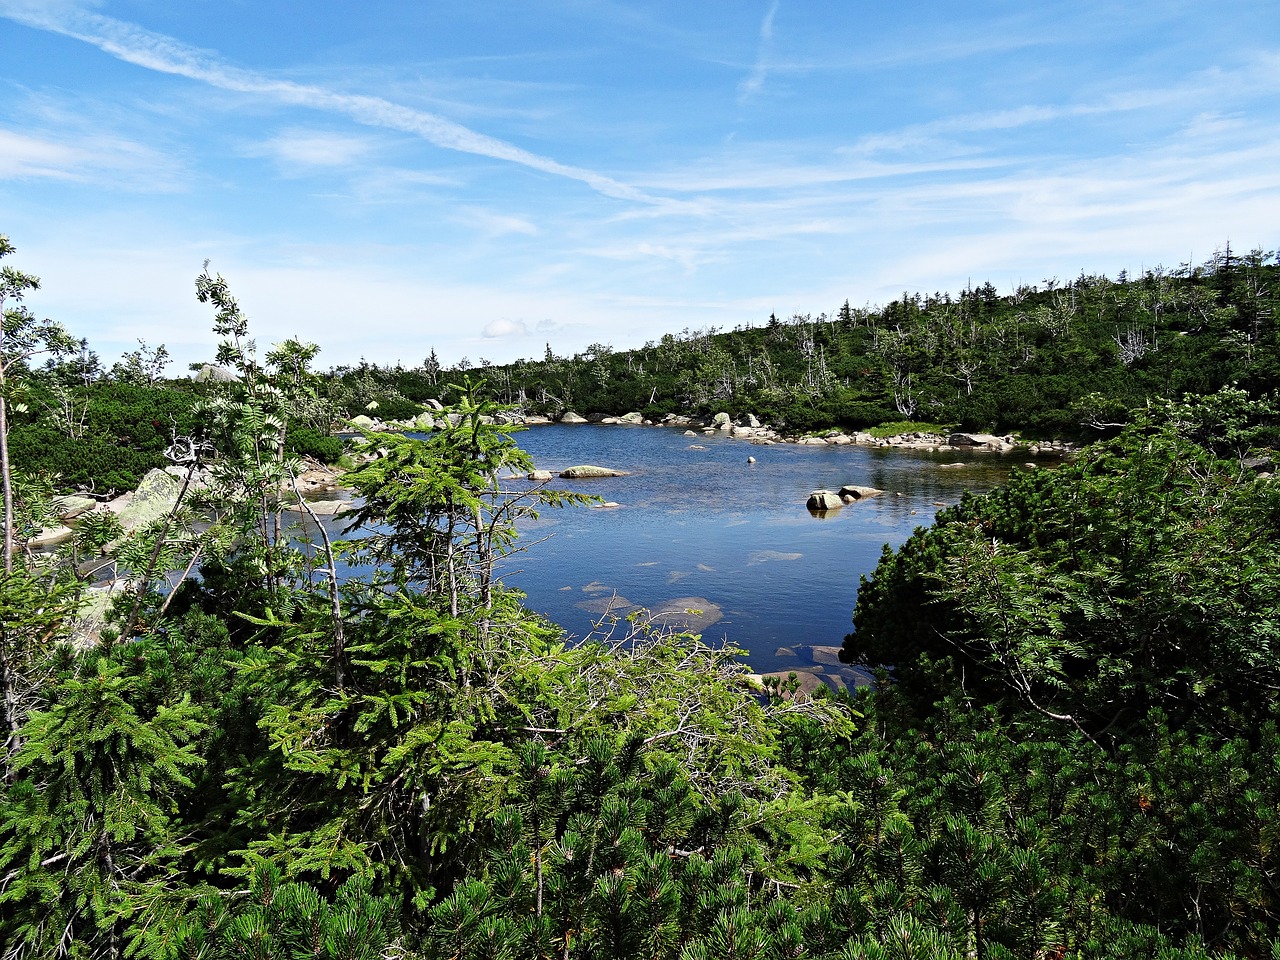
top-left (251, 129), bottom-right (377, 169)
top-left (483, 318), bottom-right (529, 338)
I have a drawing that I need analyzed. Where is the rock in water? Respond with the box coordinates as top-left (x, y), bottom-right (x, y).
top-left (806, 490), bottom-right (843, 511)
top-left (560, 411), bottom-right (588, 424)
top-left (838, 484), bottom-right (883, 500)
top-left (560, 465), bottom-right (628, 478)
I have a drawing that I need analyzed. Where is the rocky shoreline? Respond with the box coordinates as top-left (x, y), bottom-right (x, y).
top-left (349, 406), bottom-right (1078, 457)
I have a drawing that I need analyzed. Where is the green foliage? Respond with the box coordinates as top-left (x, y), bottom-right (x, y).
top-left (7, 382), bottom-right (197, 492)
top-left (0, 656), bottom-right (207, 958)
top-left (285, 425), bottom-right (344, 464)
top-left (166, 861), bottom-right (398, 960)
top-left (840, 389), bottom-right (1280, 955)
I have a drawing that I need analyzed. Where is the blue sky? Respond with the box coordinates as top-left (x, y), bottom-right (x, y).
top-left (1, 1), bottom-right (1278, 372)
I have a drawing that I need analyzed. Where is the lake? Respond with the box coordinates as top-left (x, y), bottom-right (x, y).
top-left (494, 424), bottom-right (1055, 684)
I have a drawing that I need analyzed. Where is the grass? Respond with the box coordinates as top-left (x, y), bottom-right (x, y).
top-left (866, 420), bottom-right (956, 439)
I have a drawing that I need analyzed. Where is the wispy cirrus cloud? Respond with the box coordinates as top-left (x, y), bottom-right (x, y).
top-left (0, 126), bottom-right (181, 187)
top-left (248, 129), bottom-right (379, 171)
top-left (737, 1), bottom-right (779, 104)
top-left (0, 0), bottom-right (664, 204)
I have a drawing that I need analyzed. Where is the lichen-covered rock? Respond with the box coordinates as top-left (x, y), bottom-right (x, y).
top-left (116, 469), bottom-right (181, 533)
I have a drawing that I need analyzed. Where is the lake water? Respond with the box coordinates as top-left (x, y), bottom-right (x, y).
top-left (495, 424), bottom-right (1053, 683)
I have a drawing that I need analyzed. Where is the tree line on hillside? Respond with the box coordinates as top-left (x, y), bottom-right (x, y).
top-left (3, 236), bottom-right (1280, 957)
top-left (331, 245), bottom-right (1278, 437)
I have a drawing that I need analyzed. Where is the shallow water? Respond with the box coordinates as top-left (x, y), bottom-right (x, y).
top-left (497, 424), bottom-right (1054, 677)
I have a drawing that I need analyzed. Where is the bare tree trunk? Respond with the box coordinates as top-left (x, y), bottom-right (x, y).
top-left (0, 391), bottom-right (14, 575)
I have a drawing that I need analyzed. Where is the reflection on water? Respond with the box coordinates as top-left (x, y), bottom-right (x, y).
top-left (499, 425), bottom-right (1059, 679)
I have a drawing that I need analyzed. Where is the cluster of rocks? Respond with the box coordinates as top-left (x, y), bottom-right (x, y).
top-left (805, 485), bottom-right (883, 511)
top-left (749, 643), bottom-right (872, 697)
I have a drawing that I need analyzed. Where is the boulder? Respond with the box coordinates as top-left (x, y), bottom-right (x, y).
top-left (284, 499), bottom-right (350, 516)
top-left (116, 469), bottom-right (181, 533)
top-left (560, 465), bottom-right (629, 478)
top-left (560, 411), bottom-right (588, 424)
top-left (684, 430), bottom-right (698, 437)
top-left (757, 669), bottom-right (831, 699)
top-left (292, 467), bottom-right (342, 493)
top-left (806, 490), bottom-right (843, 511)
top-left (414, 412), bottom-right (436, 430)
top-left (838, 484), bottom-right (882, 500)
top-left (712, 412), bottom-right (731, 427)
top-left (528, 469), bottom-right (554, 481)
top-left (51, 494), bottom-right (97, 521)
top-left (804, 645), bottom-right (845, 667)
top-left (192, 364), bottom-right (237, 383)
top-left (71, 584), bottom-right (123, 650)
top-left (28, 525), bottom-right (75, 549)
top-left (618, 412), bottom-right (644, 424)
top-left (947, 432), bottom-right (1007, 449)
top-left (349, 414), bottom-right (379, 431)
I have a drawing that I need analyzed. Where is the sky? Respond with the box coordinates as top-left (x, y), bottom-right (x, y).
top-left (1, 1), bottom-right (1278, 373)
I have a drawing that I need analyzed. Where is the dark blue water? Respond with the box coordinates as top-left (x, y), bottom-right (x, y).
top-left (495, 424), bottom-right (1048, 677)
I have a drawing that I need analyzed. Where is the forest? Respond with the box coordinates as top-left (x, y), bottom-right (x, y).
top-left (2, 234), bottom-right (1280, 959)
top-left (327, 245), bottom-right (1280, 439)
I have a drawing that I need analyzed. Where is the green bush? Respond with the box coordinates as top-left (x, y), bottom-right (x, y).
top-left (285, 426), bottom-right (344, 464)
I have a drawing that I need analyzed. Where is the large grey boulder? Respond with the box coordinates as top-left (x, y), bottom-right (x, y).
top-left (116, 469), bottom-right (181, 533)
top-left (193, 364), bottom-right (237, 383)
top-left (712, 412), bottom-right (731, 427)
top-left (349, 414), bottom-right (379, 431)
top-left (560, 465), bottom-right (628, 478)
top-left (560, 411), bottom-right (588, 424)
top-left (806, 490), bottom-right (843, 511)
top-left (618, 412), bottom-right (644, 424)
